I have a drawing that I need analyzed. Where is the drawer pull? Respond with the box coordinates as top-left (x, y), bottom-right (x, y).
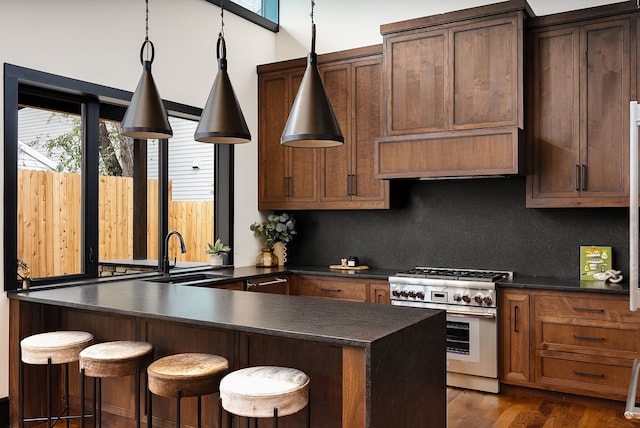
top-left (572, 334), bottom-right (605, 341)
top-left (571, 306), bottom-right (605, 313)
top-left (572, 369), bottom-right (604, 378)
top-left (320, 288), bottom-right (342, 292)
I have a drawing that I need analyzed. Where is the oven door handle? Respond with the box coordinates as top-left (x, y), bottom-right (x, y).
top-left (446, 310), bottom-right (496, 320)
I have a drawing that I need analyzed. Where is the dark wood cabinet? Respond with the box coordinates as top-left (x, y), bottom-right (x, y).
top-left (499, 288), bottom-right (640, 401)
top-left (499, 290), bottom-right (531, 383)
top-left (257, 46), bottom-right (389, 210)
top-left (291, 274), bottom-right (390, 304)
top-left (258, 69), bottom-right (318, 207)
top-left (376, 1), bottom-right (529, 179)
top-left (526, 6), bottom-right (635, 207)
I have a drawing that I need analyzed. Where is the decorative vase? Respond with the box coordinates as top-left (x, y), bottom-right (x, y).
top-left (210, 254), bottom-right (224, 266)
top-left (273, 242), bottom-right (287, 266)
top-left (256, 248), bottom-right (279, 267)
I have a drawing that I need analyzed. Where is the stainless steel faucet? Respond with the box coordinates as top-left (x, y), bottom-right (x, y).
top-left (163, 230), bottom-right (187, 275)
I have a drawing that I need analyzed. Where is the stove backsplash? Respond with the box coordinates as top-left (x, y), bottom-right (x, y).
top-left (285, 177), bottom-right (628, 280)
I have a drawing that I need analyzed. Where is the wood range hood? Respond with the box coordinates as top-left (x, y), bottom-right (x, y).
top-left (374, 0), bottom-right (531, 180)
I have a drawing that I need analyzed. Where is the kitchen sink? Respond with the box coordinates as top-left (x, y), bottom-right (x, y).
top-left (144, 272), bottom-right (233, 284)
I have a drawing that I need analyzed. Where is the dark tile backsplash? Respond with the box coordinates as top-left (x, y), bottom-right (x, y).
top-left (286, 177), bottom-right (629, 279)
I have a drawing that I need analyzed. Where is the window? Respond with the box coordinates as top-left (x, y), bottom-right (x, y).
top-left (5, 64), bottom-right (234, 290)
top-left (206, 0), bottom-right (278, 31)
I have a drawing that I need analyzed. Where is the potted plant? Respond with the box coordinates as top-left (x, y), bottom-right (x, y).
top-left (250, 213), bottom-right (296, 266)
top-left (205, 239), bottom-right (231, 266)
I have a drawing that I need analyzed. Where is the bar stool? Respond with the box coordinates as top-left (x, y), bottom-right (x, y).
top-left (79, 341), bottom-right (154, 428)
top-left (147, 353), bottom-right (229, 428)
top-left (20, 330), bottom-right (94, 428)
top-left (219, 366), bottom-right (310, 428)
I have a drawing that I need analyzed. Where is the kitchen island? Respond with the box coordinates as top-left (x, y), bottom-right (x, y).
top-left (9, 280), bottom-right (445, 428)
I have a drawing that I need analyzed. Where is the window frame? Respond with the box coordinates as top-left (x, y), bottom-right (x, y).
top-left (4, 63), bottom-right (234, 291)
top-left (205, 0), bottom-right (279, 31)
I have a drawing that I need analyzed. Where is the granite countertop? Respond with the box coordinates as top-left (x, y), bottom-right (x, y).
top-left (498, 274), bottom-right (628, 295)
top-left (10, 280), bottom-right (441, 347)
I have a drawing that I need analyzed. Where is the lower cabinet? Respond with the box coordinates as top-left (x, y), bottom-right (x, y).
top-left (499, 288), bottom-right (640, 400)
top-left (291, 274), bottom-right (390, 304)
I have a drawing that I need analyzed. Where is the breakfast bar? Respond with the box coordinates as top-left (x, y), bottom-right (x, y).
top-left (9, 280), bottom-right (446, 428)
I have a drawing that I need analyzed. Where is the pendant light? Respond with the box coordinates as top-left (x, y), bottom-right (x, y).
top-left (195, 0), bottom-right (251, 144)
top-left (121, 0), bottom-right (173, 139)
top-left (281, 0), bottom-right (344, 148)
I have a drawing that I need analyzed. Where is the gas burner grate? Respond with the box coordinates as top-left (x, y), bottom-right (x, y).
top-left (395, 267), bottom-right (511, 282)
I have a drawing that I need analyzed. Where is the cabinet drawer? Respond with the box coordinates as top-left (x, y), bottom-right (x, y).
top-left (295, 276), bottom-right (368, 302)
top-left (540, 321), bottom-right (638, 354)
top-left (537, 350), bottom-right (632, 393)
top-left (534, 295), bottom-right (636, 322)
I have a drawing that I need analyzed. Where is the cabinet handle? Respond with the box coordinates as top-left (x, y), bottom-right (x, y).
top-left (347, 175), bottom-right (352, 196)
top-left (581, 164), bottom-right (587, 190)
top-left (351, 174), bottom-right (356, 196)
top-left (573, 334), bottom-right (605, 341)
top-left (247, 277), bottom-right (288, 289)
top-left (320, 288), bottom-right (342, 292)
top-left (572, 369), bottom-right (604, 378)
top-left (514, 305), bottom-right (519, 333)
top-left (575, 165), bottom-right (580, 191)
top-left (287, 177), bottom-right (292, 197)
top-left (571, 306), bottom-right (605, 313)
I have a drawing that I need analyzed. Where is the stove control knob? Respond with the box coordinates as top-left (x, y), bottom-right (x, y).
top-left (453, 293), bottom-right (462, 302)
top-left (400, 290), bottom-right (409, 297)
top-left (483, 296), bottom-right (493, 306)
top-left (416, 291), bottom-right (425, 300)
top-left (462, 295), bottom-right (471, 303)
top-left (408, 290), bottom-right (417, 298)
top-left (392, 289), bottom-right (401, 297)
top-left (474, 294), bottom-right (484, 305)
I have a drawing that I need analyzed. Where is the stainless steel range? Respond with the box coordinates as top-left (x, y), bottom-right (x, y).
top-left (389, 267), bottom-right (512, 393)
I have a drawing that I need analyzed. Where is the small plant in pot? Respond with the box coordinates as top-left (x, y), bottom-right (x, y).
top-left (205, 239), bottom-right (231, 266)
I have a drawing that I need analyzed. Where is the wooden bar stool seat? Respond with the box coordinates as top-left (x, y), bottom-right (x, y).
top-left (147, 353), bottom-right (229, 428)
top-left (79, 341), bottom-right (154, 428)
top-left (20, 330), bottom-right (94, 428)
top-left (220, 366), bottom-right (310, 427)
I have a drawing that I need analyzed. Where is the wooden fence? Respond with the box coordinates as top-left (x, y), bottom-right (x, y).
top-left (18, 169), bottom-right (214, 278)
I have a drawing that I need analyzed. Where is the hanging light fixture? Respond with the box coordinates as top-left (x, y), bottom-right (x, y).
top-left (195, 0), bottom-right (251, 144)
top-left (121, 0), bottom-right (173, 139)
top-left (281, 0), bottom-right (344, 148)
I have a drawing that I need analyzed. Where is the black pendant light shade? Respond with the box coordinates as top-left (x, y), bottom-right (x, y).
top-left (121, 50), bottom-right (173, 139)
top-left (195, 35), bottom-right (251, 144)
top-left (281, 3), bottom-right (343, 148)
top-left (281, 52), bottom-right (343, 147)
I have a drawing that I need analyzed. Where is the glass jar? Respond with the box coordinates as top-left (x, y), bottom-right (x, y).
top-left (256, 248), bottom-right (279, 267)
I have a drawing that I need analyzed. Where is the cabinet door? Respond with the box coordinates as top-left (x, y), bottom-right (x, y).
top-left (580, 19), bottom-right (630, 199)
top-left (452, 15), bottom-right (521, 129)
top-left (258, 72), bottom-right (292, 207)
top-left (319, 63), bottom-right (351, 203)
top-left (385, 29), bottom-right (448, 136)
top-left (259, 70), bottom-right (317, 209)
top-left (500, 291), bottom-right (530, 383)
top-left (369, 280), bottom-right (390, 304)
top-left (352, 58), bottom-right (387, 203)
top-left (528, 27), bottom-right (580, 201)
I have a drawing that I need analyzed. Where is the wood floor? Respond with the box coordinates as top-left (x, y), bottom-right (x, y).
top-left (448, 386), bottom-right (640, 428)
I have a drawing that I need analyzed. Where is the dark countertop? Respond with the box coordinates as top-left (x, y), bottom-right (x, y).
top-left (499, 274), bottom-right (628, 295)
top-left (9, 280), bottom-right (441, 347)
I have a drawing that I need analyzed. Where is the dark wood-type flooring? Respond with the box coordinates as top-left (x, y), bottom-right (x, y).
top-left (448, 386), bottom-right (640, 428)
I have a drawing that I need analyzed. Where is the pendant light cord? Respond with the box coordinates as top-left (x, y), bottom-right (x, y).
top-left (145, 0), bottom-right (149, 42)
top-left (140, 0), bottom-right (155, 64)
top-left (220, 0), bottom-right (225, 38)
top-left (310, 0), bottom-right (316, 54)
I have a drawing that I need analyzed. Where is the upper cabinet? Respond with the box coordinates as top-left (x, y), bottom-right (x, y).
top-left (375, 1), bottom-right (531, 179)
top-left (257, 46), bottom-right (389, 210)
top-left (526, 4), bottom-right (636, 208)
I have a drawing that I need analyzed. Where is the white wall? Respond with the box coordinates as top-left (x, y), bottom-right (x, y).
top-left (0, 0), bottom-right (627, 402)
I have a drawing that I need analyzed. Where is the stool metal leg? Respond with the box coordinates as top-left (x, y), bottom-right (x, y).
top-left (19, 357), bottom-right (24, 428)
top-left (97, 377), bottom-right (102, 428)
top-left (176, 389), bottom-right (182, 428)
top-left (197, 395), bottom-right (201, 428)
top-left (47, 357), bottom-right (52, 428)
top-left (80, 368), bottom-right (85, 428)
top-left (65, 362), bottom-right (70, 428)
top-left (273, 408), bottom-right (278, 428)
top-left (147, 387), bottom-right (153, 428)
top-left (136, 366), bottom-right (141, 428)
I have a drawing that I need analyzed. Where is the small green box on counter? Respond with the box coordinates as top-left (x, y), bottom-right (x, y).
top-left (580, 246), bottom-right (612, 280)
